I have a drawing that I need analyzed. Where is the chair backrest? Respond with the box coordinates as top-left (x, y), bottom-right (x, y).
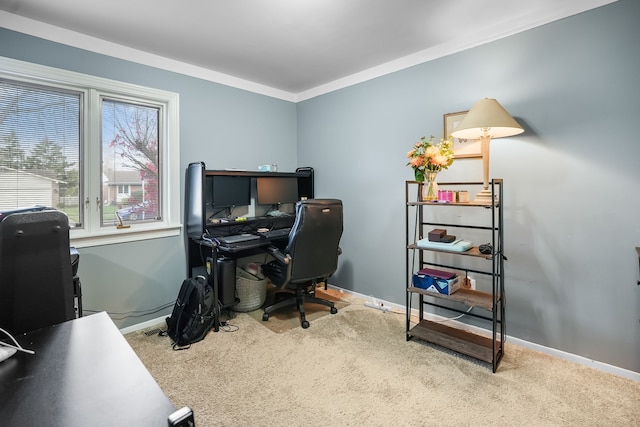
top-left (285, 199), bottom-right (343, 284)
top-left (0, 209), bottom-right (75, 334)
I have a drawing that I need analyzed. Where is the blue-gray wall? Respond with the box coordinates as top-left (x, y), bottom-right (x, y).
top-left (1, 0), bottom-right (638, 373)
top-left (298, 0), bottom-right (640, 373)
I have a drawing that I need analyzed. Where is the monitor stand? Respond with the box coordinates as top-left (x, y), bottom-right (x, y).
top-left (266, 210), bottom-right (286, 217)
top-left (266, 203), bottom-right (287, 217)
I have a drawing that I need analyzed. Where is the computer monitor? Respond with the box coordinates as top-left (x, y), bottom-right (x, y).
top-left (211, 176), bottom-right (251, 209)
top-left (256, 177), bottom-right (299, 206)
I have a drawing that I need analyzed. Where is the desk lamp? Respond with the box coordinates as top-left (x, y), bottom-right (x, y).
top-left (451, 98), bottom-right (523, 203)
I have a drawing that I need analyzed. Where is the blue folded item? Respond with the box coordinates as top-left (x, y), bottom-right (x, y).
top-left (416, 238), bottom-right (473, 252)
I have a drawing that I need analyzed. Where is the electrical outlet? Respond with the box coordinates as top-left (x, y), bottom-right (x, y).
top-left (365, 298), bottom-right (390, 312)
top-left (462, 277), bottom-right (476, 290)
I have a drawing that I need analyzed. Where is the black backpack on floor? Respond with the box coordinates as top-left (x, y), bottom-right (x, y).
top-left (164, 275), bottom-right (216, 349)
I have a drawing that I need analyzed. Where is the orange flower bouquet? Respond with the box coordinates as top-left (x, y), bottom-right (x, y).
top-left (406, 136), bottom-right (454, 182)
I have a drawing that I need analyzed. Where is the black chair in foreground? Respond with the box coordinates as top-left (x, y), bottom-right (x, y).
top-left (261, 199), bottom-right (343, 329)
top-left (0, 208), bottom-right (77, 334)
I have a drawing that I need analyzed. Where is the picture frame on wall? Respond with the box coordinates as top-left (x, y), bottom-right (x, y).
top-left (444, 111), bottom-right (482, 159)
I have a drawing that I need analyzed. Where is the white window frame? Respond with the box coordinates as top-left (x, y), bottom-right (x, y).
top-left (0, 57), bottom-right (181, 247)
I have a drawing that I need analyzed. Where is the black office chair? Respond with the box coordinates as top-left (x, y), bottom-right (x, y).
top-left (0, 208), bottom-right (77, 334)
top-left (261, 199), bottom-right (343, 329)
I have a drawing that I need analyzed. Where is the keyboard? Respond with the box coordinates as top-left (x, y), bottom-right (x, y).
top-left (217, 233), bottom-right (261, 245)
top-left (261, 228), bottom-right (291, 239)
top-left (216, 233), bottom-right (264, 252)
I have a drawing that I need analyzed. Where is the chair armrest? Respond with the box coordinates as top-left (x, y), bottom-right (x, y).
top-left (266, 246), bottom-right (290, 265)
top-left (264, 246), bottom-right (292, 288)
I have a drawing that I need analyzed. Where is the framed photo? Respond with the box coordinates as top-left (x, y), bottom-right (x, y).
top-left (444, 111), bottom-right (482, 159)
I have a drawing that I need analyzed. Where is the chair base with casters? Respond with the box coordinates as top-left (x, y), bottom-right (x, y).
top-left (262, 281), bottom-right (338, 329)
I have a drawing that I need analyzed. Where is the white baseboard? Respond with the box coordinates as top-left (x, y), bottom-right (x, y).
top-left (328, 284), bottom-right (640, 382)
top-left (507, 337), bottom-right (639, 382)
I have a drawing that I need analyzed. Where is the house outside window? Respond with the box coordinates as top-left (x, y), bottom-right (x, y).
top-left (0, 57), bottom-right (180, 247)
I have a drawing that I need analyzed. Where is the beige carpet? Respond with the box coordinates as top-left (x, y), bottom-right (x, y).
top-left (244, 286), bottom-right (350, 333)
top-left (126, 292), bottom-right (640, 426)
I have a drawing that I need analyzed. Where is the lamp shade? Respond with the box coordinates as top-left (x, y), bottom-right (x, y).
top-left (451, 98), bottom-right (524, 140)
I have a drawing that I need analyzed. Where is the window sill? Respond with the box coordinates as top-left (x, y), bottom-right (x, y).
top-left (70, 224), bottom-right (182, 248)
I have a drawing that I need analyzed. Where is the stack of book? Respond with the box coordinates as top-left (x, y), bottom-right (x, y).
top-left (412, 267), bottom-right (460, 295)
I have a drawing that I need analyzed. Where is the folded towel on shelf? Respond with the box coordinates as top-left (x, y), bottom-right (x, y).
top-left (416, 238), bottom-right (473, 252)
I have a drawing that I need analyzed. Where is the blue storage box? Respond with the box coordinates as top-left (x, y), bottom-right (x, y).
top-left (412, 273), bottom-right (460, 295)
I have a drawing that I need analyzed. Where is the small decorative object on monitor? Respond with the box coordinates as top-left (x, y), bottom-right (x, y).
top-left (258, 164), bottom-right (278, 172)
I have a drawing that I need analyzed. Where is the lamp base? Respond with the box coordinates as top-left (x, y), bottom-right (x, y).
top-left (473, 188), bottom-right (496, 204)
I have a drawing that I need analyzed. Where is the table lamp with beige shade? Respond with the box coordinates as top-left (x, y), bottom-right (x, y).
top-left (451, 98), bottom-right (523, 203)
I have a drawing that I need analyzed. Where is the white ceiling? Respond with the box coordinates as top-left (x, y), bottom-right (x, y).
top-left (0, 0), bottom-right (615, 100)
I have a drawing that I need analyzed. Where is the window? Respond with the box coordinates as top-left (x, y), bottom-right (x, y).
top-left (0, 57), bottom-right (180, 247)
top-left (102, 98), bottom-right (161, 225)
top-left (117, 185), bottom-right (130, 197)
top-left (0, 80), bottom-right (81, 222)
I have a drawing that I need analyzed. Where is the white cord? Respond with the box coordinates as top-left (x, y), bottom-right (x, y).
top-left (430, 306), bottom-right (473, 323)
top-left (0, 327), bottom-right (35, 355)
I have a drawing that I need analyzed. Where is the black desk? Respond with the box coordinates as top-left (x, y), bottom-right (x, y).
top-left (190, 227), bottom-right (291, 332)
top-left (0, 312), bottom-right (175, 426)
top-left (187, 215), bottom-right (294, 275)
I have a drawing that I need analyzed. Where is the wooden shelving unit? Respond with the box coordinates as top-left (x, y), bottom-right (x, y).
top-left (405, 179), bottom-right (505, 372)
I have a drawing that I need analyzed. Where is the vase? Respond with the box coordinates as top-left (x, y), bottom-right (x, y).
top-left (421, 171), bottom-right (439, 201)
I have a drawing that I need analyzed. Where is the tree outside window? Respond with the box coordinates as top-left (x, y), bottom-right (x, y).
top-left (102, 99), bottom-right (160, 224)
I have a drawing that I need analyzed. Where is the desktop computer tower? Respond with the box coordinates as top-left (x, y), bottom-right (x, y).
top-left (207, 256), bottom-right (236, 308)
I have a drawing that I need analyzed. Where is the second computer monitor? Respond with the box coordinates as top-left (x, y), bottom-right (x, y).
top-left (256, 177), bottom-right (299, 206)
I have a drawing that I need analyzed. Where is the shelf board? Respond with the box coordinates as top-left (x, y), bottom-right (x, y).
top-left (408, 287), bottom-right (496, 310)
top-left (408, 319), bottom-right (501, 365)
top-left (206, 169), bottom-right (312, 178)
top-left (407, 201), bottom-right (497, 207)
top-left (407, 243), bottom-right (493, 260)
